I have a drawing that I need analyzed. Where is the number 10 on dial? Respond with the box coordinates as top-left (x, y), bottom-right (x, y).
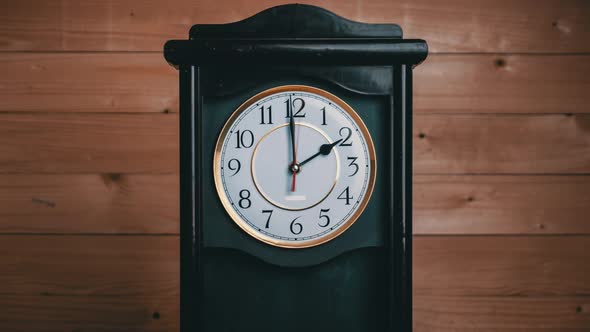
top-left (214, 85), bottom-right (376, 248)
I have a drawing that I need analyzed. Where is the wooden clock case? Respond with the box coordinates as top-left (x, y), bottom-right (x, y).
top-left (164, 4), bottom-right (427, 332)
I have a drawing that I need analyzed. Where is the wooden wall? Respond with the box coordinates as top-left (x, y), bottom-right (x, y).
top-left (0, 1), bottom-right (589, 331)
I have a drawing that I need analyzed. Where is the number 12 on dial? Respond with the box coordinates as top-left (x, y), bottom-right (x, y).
top-left (214, 85), bottom-right (376, 248)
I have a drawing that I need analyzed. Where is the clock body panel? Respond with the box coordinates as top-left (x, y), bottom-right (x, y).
top-left (213, 85), bottom-right (376, 248)
top-left (179, 62), bottom-right (413, 332)
top-left (199, 72), bottom-right (392, 267)
top-left (187, 65), bottom-right (411, 332)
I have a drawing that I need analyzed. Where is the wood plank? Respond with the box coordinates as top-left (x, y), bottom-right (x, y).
top-left (13, 236), bottom-right (584, 299)
top-left (414, 295), bottom-right (590, 332)
top-left (0, 113), bottom-right (177, 173)
top-left (414, 175), bottom-right (590, 235)
top-left (0, 53), bottom-right (177, 113)
top-left (0, 235), bottom-right (588, 330)
top-left (2, 174), bottom-right (589, 235)
top-left (414, 114), bottom-right (590, 174)
top-left (359, 0), bottom-right (590, 53)
top-left (415, 55), bottom-right (590, 114)
top-left (0, 174), bottom-right (178, 234)
top-left (3, 295), bottom-right (587, 332)
top-left (0, 235), bottom-right (178, 331)
top-left (1, 113), bottom-right (588, 174)
top-left (0, 294), bottom-right (178, 332)
top-left (0, 236), bottom-right (178, 297)
top-left (0, 0), bottom-right (588, 52)
top-left (413, 236), bottom-right (590, 297)
top-left (1, 54), bottom-right (588, 115)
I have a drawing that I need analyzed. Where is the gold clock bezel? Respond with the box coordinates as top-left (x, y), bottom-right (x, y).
top-left (213, 85), bottom-right (377, 249)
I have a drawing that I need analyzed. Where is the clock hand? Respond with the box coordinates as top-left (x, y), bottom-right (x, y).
top-left (288, 95), bottom-right (298, 192)
top-left (297, 138), bottom-right (343, 168)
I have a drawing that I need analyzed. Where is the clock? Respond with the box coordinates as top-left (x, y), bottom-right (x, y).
top-left (164, 4), bottom-right (427, 332)
top-left (214, 85), bottom-right (376, 248)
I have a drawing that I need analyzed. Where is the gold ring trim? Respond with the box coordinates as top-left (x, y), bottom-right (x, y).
top-left (250, 122), bottom-right (340, 211)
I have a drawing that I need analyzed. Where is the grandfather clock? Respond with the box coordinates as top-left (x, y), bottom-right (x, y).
top-left (164, 4), bottom-right (427, 332)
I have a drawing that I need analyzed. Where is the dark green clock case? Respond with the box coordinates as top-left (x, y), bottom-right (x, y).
top-left (164, 4), bottom-right (427, 332)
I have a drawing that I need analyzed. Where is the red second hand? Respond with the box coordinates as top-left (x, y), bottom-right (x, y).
top-left (291, 143), bottom-right (297, 192)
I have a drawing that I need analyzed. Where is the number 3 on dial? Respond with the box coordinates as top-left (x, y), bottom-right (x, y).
top-left (214, 85), bottom-right (376, 248)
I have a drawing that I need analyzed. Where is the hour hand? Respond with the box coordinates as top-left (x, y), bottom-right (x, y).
top-left (298, 138), bottom-right (342, 167)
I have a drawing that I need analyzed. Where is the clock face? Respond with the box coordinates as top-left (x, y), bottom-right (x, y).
top-left (213, 85), bottom-right (376, 248)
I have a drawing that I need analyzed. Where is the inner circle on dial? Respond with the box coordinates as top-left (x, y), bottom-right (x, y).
top-left (251, 123), bottom-right (340, 211)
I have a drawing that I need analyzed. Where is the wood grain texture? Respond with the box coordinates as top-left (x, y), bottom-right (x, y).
top-left (0, 236), bottom-right (178, 297)
top-left (2, 174), bottom-right (589, 235)
top-left (0, 235), bottom-right (178, 332)
top-left (0, 113), bottom-right (177, 174)
top-left (415, 114), bottom-right (590, 174)
top-left (414, 175), bottom-right (590, 235)
top-left (0, 235), bottom-right (588, 331)
top-left (0, 53), bottom-right (177, 113)
top-left (2, 113), bottom-right (587, 174)
top-left (1, 53), bottom-right (589, 114)
top-left (414, 295), bottom-right (590, 332)
top-left (0, 0), bottom-right (588, 52)
top-left (0, 174), bottom-right (178, 234)
top-left (415, 55), bottom-right (590, 114)
top-left (413, 236), bottom-right (590, 297)
top-left (0, 294), bottom-right (178, 332)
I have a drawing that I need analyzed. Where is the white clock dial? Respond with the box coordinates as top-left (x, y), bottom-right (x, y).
top-left (214, 85), bottom-right (376, 248)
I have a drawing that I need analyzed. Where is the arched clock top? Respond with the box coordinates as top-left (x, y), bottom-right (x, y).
top-left (190, 4), bottom-right (402, 39)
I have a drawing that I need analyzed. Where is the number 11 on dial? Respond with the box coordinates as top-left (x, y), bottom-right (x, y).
top-left (213, 85), bottom-right (376, 248)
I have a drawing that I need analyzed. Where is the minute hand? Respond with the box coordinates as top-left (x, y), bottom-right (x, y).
top-left (298, 139), bottom-right (343, 167)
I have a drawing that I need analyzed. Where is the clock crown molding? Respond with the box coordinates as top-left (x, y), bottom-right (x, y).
top-left (189, 4), bottom-right (403, 39)
top-left (163, 4), bottom-right (428, 67)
